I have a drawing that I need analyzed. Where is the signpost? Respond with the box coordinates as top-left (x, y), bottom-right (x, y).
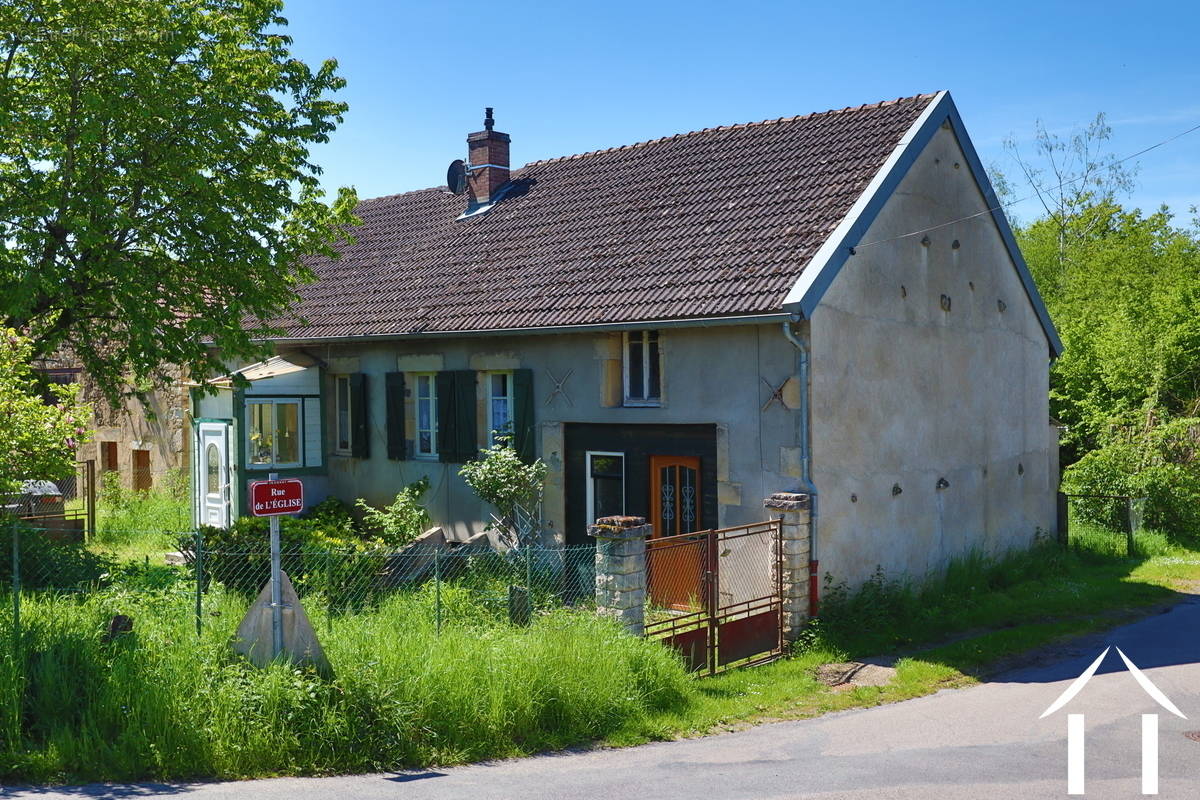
top-left (249, 476), bottom-right (304, 659)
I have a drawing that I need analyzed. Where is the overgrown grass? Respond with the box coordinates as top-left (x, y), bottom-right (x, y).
top-left (93, 470), bottom-right (190, 552)
top-left (0, 575), bottom-right (687, 783)
top-left (4, 520), bottom-right (1198, 783)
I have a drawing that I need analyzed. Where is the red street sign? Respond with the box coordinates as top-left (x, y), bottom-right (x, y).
top-left (249, 478), bottom-right (304, 516)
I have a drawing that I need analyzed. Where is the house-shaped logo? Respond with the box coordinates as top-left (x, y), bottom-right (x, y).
top-left (1040, 646), bottom-right (1186, 796)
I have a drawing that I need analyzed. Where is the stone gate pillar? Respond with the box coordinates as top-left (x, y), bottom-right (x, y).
top-left (588, 515), bottom-right (649, 635)
top-left (763, 492), bottom-right (812, 641)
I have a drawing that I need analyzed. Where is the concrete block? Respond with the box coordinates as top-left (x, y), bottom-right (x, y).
top-left (468, 352), bottom-right (521, 370)
top-left (395, 354), bottom-right (443, 372)
top-left (780, 446), bottom-right (804, 478)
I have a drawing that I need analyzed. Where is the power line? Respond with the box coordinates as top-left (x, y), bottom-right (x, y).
top-left (851, 118), bottom-right (1200, 252)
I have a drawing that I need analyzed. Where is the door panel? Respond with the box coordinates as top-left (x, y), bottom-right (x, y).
top-left (650, 455), bottom-right (701, 538)
top-left (648, 455), bottom-right (704, 611)
top-left (196, 422), bottom-right (232, 528)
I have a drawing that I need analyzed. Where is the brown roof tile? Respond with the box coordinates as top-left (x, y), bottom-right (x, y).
top-left (272, 93), bottom-right (937, 339)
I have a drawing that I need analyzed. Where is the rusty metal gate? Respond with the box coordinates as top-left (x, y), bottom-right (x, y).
top-left (643, 520), bottom-right (782, 675)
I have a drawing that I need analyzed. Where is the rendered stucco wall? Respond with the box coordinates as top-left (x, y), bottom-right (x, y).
top-left (809, 125), bottom-right (1055, 586)
top-left (308, 323), bottom-right (799, 543)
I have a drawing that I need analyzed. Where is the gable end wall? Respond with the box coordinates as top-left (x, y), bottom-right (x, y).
top-left (810, 125), bottom-right (1055, 586)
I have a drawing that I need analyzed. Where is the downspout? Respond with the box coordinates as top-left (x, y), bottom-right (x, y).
top-left (781, 318), bottom-right (820, 617)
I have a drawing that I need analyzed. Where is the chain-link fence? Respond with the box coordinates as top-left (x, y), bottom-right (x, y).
top-left (1, 520), bottom-right (598, 650)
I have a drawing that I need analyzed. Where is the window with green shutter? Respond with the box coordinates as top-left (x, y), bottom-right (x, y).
top-left (512, 368), bottom-right (534, 462)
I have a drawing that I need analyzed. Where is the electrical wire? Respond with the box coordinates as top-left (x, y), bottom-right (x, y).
top-left (850, 118), bottom-right (1200, 252)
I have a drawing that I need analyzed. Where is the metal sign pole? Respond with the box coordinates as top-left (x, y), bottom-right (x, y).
top-left (269, 471), bottom-right (283, 659)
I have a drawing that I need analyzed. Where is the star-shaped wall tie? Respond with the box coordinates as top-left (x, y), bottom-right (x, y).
top-left (761, 376), bottom-right (791, 412)
top-left (545, 368), bottom-right (574, 406)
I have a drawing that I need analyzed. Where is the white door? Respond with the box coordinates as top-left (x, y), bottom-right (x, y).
top-left (196, 422), bottom-right (232, 528)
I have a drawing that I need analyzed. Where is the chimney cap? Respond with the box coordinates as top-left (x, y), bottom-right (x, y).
top-left (484, 107), bottom-right (494, 132)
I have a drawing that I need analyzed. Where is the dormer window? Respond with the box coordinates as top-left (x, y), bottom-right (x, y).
top-left (623, 331), bottom-right (661, 406)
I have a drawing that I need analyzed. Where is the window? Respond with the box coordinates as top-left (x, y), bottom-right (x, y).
top-left (101, 441), bottom-right (118, 473)
top-left (487, 371), bottom-right (514, 446)
top-left (205, 444), bottom-right (220, 494)
top-left (132, 449), bottom-right (152, 491)
top-left (334, 375), bottom-right (352, 454)
top-left (586, 451), bottom-right (625, 524)
top-left (623, 330), bottom-right (661, 405)
top-left (247, 399), bottom-right (301, 468)
top-left (414, 373), bottom-right (438, 458)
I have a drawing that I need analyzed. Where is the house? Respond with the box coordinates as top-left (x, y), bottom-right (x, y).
top-left (35, 352), bottom-right (190, 494)
top-left (192, 91), bottom-right (1062, 586)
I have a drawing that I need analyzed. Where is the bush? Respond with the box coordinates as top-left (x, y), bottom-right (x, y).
top-left (1062, 430), bottom-right (1200, 535)
top-left (354, 478), bottom-right (431, 548)
top-left (459, 438), bottom-right (547, 521)
top-left (0, 520), bottom-right (112, 591)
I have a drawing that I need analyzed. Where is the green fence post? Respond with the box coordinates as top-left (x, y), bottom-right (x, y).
top-left (11, 519), bottom-right (20, 651)
top-left (325, 548), bottom-right (333, 636)
top-left (434, 548), bottom-right (442, 634)
top-left (194, 528), bottom-right (204, 637)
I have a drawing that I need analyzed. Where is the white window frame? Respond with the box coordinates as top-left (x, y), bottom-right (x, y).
top-left (622, 330), bottom-right (661, 407)
top-left (414, 372), bottom-right (438, 459)
top-left (333, 375), bottom-right (352, 455)
top-left (586, 450), bottom-right (626, 525)
top-left (246, 398), bottom-right (303, 469)
top-left (487, 370), bottom-right (514, 446)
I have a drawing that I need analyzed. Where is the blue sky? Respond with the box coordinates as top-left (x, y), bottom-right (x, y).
top-left (282, 0), bottom-right (1200, 226)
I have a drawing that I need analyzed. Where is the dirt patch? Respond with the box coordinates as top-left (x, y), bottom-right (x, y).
top-left (814, 661), bottom-right (897, 690)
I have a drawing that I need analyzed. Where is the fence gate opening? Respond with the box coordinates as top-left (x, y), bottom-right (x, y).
top-left (644, 520), bottom-right (782, 675)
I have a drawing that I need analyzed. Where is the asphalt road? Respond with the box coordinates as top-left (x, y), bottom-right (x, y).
top-left (7, 595), bottom-right (1200, 800)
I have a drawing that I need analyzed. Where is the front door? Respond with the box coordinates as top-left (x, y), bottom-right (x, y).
top-left (650, 455), bottom-right (701, 538)
top-left (196, 422), bottom-right (232, 528)
top-left (648, 455), bottom-right (704, 611)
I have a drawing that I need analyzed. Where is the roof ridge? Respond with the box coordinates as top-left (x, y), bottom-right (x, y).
top-left (355, 91), bottom-right (941, 204)
top-left (520, 92), bottom-right (941, 168)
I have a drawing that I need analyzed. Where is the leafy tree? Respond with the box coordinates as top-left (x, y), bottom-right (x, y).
top-left (998, 114), bottom-right (1200, 532)
top-left (0, 329), bottom-right (91, 497)
top-left (0, 0), bottom-right (358, 403)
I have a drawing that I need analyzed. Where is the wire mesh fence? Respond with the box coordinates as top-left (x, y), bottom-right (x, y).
top-left (1, 520), bottom-right (598, 650)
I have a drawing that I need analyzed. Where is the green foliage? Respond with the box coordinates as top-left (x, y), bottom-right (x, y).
top-left (95, 469), bottom-right (191, 543)
top-left (0, 0), bottom-right (359, 402)
top-left (459, 438), bottom-right (548, 520)
top-left (0, 330), bottom-right (91, 496)
top-left (0, 523), bottom-right (112, 591)
top-left (354, 478), bottom-right (431, 547)
top-left (0, 590), bottom-right (688, 783)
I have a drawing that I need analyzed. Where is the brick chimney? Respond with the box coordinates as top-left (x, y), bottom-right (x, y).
top-left (467, 108), bottom-right (510, 204)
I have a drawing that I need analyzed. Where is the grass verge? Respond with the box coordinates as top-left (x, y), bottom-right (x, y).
top-left (608, 522), bottom-right (1200, 745)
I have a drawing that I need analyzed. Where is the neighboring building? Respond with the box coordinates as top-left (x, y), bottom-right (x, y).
top-left (36, 353), bottom-right (190, 493)
top-left (193, 91), bottom-right (1062, 586)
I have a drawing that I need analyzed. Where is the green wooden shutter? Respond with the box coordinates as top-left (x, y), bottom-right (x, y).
top-left (512, 368), bottom-right (535, 463)
top-left (385, 372), bottom-right (406, 460)
top-left (436, 371), bottom-right (478, 463)
top-left (350, 372), bottom-right (369, 459)
top-left (452, 370), bottom-right (478, 462)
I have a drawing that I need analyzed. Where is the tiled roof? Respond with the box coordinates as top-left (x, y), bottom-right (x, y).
top-left (272, 93), bottom-right (938, 339)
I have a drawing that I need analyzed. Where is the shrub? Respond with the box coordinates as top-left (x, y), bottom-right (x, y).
top-left (1062, 425), bottom-right (1200, 536)
top-left (459, 438), bottom-right (547, 521)
top-left (354, 478), bottom-right (431, 548)
top-left (0, 521), bottom-right (112, 591)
